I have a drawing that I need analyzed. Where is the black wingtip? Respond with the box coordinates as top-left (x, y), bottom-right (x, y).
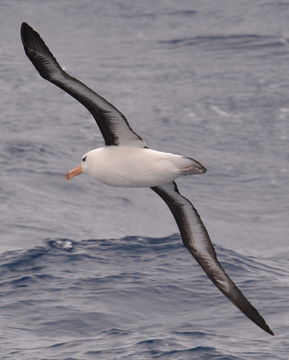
top-left (244, 298), bottom-right (274, 336)
top-left (20, 22), bottom-right (62, 81)
top-left (246, 301), bottom-right (274, 336)
top-left (256, 314), bottom-right (274, 335)
top-left (231, 290), bottom-right (275, 336)
top-left (20, 22), bottom-right (39, 52)
top-left (21, 22), bottom-right (33, 45)
top-left (21, 21), bottom-right (30, 31)
top-left (264, 324), bottom-right (274, 336)
top-left (20, 22), bottom-right (44, 51)
top-left (21, 21), bottom-right (31, 31)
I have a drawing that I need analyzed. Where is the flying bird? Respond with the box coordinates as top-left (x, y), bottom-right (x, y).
top-left (20, 22), bottom-right (274, 336)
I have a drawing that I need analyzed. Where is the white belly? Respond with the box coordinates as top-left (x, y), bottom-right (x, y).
top-left (83, 147), bottom-right (191, 187)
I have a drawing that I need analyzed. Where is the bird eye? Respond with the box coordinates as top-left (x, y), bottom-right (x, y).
top-left (82, 156), bottom-right (87, 162)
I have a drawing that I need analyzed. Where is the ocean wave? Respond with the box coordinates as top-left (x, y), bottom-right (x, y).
top-left (1, 234), bottom-right (285, 276)
top-left (0, 234), bottom-right (284, 359)
top-left (158, 34), bottom-right (288, 52)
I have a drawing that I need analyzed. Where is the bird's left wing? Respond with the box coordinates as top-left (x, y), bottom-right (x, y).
top-left (151, 182), bottom-right (274, 335)
top-left (20, 22), bottom-right (145, 148)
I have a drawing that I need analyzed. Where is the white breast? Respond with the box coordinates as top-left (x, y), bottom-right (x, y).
top-left (83, 147), bottom-right (191, 187)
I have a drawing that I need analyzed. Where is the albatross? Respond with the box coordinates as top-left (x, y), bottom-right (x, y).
top-left (21, 22), bottom-right (274, 336)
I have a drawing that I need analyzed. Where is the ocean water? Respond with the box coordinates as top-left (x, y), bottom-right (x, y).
top-left (1, 0), bottom-right (289, 359)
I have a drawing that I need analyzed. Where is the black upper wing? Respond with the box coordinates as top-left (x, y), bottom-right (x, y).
top-left (151, 182), bottom-right (274, 335)
top-left (21, 22), bottom-right (146, 148)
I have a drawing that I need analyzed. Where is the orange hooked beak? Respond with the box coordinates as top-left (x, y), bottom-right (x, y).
top-left (65, 163), bottom-right (83, 180)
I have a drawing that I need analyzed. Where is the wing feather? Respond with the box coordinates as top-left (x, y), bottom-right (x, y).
top-left (151, 182), bottom-right (274, 335)
top-left (21, 22), bottom-right (145, 147)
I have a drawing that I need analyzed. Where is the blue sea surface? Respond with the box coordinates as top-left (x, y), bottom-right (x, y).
top-left (1, 236), bottom-right (288, 359)
top-left (1, 0), bottom-right (289, 359)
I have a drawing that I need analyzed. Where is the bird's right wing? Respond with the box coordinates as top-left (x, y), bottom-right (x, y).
top-left (151, 181), bottom-right (274, 335)
top-left (21, 22), bottom-right (146, 148)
